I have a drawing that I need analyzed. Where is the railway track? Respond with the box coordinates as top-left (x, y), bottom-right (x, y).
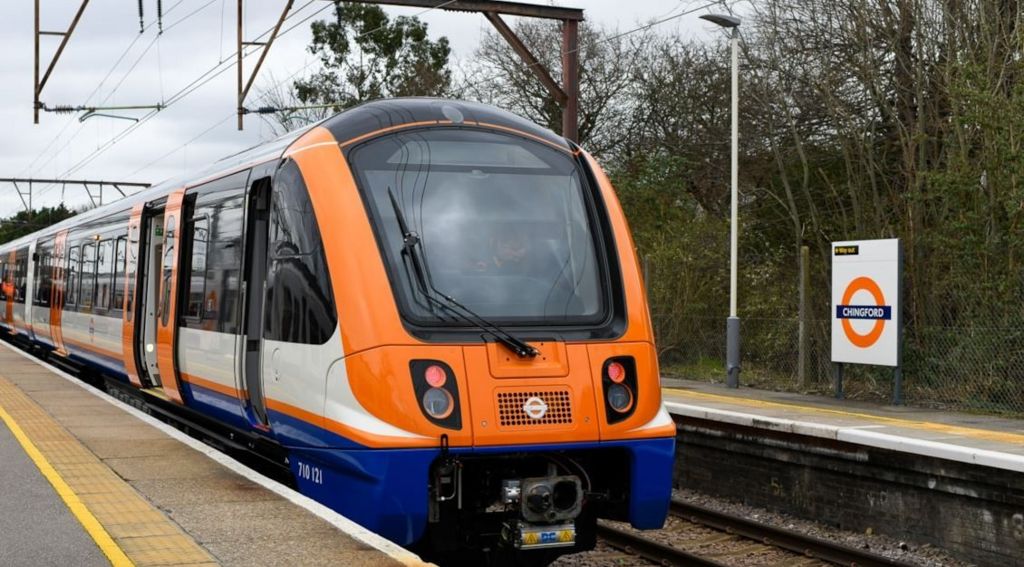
top-left (595, 498), bottom-right (916, 567)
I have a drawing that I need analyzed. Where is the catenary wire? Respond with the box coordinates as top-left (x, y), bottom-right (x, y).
top-left (19, 0), bottom-right (189, 178)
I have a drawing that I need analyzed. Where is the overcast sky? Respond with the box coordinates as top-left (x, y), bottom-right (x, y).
top-left (0, 0), bottom-right (726, 218)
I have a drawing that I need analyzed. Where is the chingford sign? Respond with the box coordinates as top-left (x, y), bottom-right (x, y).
top-left (831, 239), bottom-right (901, 369)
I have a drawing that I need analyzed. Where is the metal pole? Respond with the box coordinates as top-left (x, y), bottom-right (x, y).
top-left (726, 27), bottom-right (741, 388)
top-left (834, 362), bottom-right (844, 399)
top-left (561, 19), bottom-right (579, 143)
top-left (798, 245), bottom-right (809, 388)
top-left (34, 0), bottom-right (40, 124)
top-left (236, 0), bottom-right (244, 130)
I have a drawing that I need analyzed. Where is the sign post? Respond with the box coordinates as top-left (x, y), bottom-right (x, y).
top-left (831, 239), bottom-right (903, 404)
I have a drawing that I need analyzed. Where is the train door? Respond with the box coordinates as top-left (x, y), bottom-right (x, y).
top-left (240, 169), bottom-right (274, 427)
top-left (4, 250), bottom-right (14, 328)
top-left (121, 204), bottom-right (145, 387)
top-left (51, 230), bottom-right (69, 355)
top-left (32, 238), bottom-right (54, 344)
top-left (154, 189), bottom-right (187, 403)
top-left (138, 212), bottom-right (162, 385)
top-left (25, 242), bottom-right (36, 335)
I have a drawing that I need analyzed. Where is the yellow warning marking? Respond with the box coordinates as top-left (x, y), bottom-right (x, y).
top-left (664, 388), bottom-right (1024, 445)
top-left (0, 403), bottom-right (134, 567)
top-left (0, 375), bottom-right (217, 566)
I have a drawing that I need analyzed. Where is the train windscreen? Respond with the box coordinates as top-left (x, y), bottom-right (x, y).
top-left (351, 128), bottom-right (607, 327)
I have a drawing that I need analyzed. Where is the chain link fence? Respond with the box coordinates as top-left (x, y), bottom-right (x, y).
top-left (654, 314), bottom-right (1024, 416)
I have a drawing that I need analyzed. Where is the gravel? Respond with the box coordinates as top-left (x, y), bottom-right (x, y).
top-left (552, 489), bottom-right (974, 567)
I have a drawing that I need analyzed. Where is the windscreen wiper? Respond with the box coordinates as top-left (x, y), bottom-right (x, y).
top-left (387, 188), bottom-right (539, 359)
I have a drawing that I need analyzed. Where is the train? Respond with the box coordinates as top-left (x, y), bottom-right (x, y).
top-left (1, 98), bottom-right (676, 566)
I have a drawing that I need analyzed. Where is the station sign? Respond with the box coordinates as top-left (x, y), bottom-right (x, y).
top-left (831, 239), bottom-right (901, 367)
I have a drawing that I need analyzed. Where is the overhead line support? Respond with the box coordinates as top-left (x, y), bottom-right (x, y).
top-left (483, 13), bottom-right (566, 105)
top-left (34, 0), bottom-right (91, 124)
top-left (353, 0), bottom-right (583, 21)
top-left (0, 178), bottom-right (150, 212)
top-left (238, 0), bottom-right (295, 130)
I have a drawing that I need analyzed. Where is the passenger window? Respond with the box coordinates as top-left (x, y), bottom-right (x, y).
top-left (202, 197), bottom-right (244, 334)
top-left (13, 251), bottom-right (27, 303)
top-left (112, 236), bottom-right (126, 313)
top-left (183, 216), bottom-right (209, 320)
top-left (34, 245), bottom-right (54, 308)
top-left (264, 160), bottom-right (337, 344)
top-left (0, 260), bottom-right (6, 301)
top-left (96, 240), bottom-right (113, 311)
top-left (126, 224), bottom-right (139, 322)
top-left (66, 247), bottom-right (79, 307)
top-left (80, 243), bottom-right (97, 310)
top-left (160, 217), bottom-right (176, 327)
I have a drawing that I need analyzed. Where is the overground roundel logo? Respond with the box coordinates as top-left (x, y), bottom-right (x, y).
top-left (836, 276), bottom-right (892, 348)
top-left (522, 396), bottom-right (548, 420)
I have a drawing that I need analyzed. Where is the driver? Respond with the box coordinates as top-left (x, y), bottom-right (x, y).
top-left (473, 227), bottom-right (530, 274)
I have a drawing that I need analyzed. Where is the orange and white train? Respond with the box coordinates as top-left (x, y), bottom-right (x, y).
top-left (0, 99), bottom-right (675, 566)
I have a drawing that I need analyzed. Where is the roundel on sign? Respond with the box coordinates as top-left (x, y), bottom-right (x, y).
top-left (837, 276), bottom-right (891, 348)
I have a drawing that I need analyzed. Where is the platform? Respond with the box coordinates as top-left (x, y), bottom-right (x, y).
top-left (0, 341), bottom-right (427, 567)
top-left (662, 378), bottom-right (1024, 472)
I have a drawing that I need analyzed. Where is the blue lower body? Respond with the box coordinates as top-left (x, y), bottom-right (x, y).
top-left (287, 436), bottom-right (676, 545)
top-left (8, 342), bottom-right (675, 548)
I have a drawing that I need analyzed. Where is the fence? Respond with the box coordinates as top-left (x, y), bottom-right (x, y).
top-left (654, 314), bottom-right (1024, 416)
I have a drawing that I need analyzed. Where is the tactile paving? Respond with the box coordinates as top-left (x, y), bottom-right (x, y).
top-left (0, 375), bottom-right (216, 566)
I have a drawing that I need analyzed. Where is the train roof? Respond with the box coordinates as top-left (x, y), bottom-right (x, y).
top-left (320, 98), bottom-right (569, 152)
top-left (2, 98), bottom-right (566, 251)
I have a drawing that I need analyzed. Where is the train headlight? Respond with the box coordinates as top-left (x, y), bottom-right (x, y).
top-left (602, 357), bottom-right (638, 424)
top-left (606, 383), bottom-right (633, 413)
top-left (410, 360), bottom-right (462, 429)
top-left (422, 387), bottom-right (454, 419)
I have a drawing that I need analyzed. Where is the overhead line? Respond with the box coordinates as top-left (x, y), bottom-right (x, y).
top-left (36, 0), bottom-right (326, 201)
top-left (51, 0), bottom-right (459, 190)
top-left (20, 0), bottom-right (189, 178)
top-left (26, 0), bottom-right (203, 185)
top-left (458, 0), bottom-right (722, 96)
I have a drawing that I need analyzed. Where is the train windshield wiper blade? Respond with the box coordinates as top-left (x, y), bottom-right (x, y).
top-left (386, 188), bottom-right (538, 359)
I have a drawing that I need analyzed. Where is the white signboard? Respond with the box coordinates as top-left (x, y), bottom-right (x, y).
top-left (831, 239), bottom-right (901, 367)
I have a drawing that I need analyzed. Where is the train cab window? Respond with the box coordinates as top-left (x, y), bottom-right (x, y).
top-left (80, 242), bottom-right (97, 310)
top-left (112, 236), bottom-right (127, 313)
top-left (263, 160), bottom-right (337, 344)
top-left (66, 246), bottom-right (80, 307)
top-left (350, 128), bottom-right (609, 328)
top-left (183, 216), bottom-right (209, 320)
top-left (96, 239), bottom-right (113, 311)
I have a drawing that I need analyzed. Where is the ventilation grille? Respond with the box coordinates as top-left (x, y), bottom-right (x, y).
top-left (497, 389), bottom-right (573, 427)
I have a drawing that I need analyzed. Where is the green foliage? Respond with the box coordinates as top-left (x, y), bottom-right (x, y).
top-left (580, 1), bottom-right (1024, 413)
top-left (0, 205), bottom-right (76, 245)
top-left (295, 1), bottom-right (451, 110)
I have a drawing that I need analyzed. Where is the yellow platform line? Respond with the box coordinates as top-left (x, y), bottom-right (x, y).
top-left (0, 403), bottom-right (133, 567)
top-left (665, 388), bottom-right (1024, 445)
top-left (0, 375), bottom-right (218, 566)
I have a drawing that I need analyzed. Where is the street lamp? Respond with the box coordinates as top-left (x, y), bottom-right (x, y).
top-left (700, 13), bottom-right (742, 389)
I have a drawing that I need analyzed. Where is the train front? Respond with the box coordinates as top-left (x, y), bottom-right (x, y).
top-left (289, 99), bottom-right (676, 565)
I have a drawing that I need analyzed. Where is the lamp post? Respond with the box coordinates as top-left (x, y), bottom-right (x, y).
top-left (700, 13), bottom-right (742, 388)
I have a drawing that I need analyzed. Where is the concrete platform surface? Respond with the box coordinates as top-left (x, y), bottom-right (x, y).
top-left (0, 341), bottom-right (427, 567)
top-left (663, 378), bottom-right (1024, 473)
